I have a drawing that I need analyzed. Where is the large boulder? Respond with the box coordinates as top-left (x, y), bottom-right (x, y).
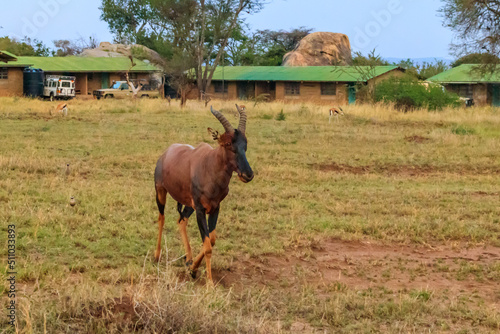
top-left (283, 32), bottom-right (352, 66)
top-left (80, 42), bottom-right (165, 66)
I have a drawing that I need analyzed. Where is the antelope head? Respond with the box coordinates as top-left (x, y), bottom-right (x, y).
top-left (209, 104), bottom-right (254, 183)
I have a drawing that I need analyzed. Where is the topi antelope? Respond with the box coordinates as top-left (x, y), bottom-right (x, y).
top-left (154, 104), bottom-right (254, 285)
top-left (329, 106), bottom-right (344, 123)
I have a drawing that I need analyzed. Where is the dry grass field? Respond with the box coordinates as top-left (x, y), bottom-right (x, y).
top-left (0, 97), bottom-right (499, 333)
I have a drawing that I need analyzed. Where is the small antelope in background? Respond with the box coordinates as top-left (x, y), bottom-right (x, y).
top-left (204, 96), bottom-right (212, 107)
top-left (154, 104), bottom-right (254, 285)
top-left (52, 102), bottom-right (68, 116)
top-left (329, 106), bottom-right (344, 123)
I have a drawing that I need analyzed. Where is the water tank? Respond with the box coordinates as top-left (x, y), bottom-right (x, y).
top-left (23, 68), bottom-right (44, 98)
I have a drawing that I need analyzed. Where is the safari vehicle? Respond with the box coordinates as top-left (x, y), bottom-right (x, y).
top-left (93, 81), bottom-right (160, 99)
top-left (43, 75), bottom-right (76, 101)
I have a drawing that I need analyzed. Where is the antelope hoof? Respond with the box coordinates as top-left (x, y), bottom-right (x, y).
top-left (190, 269), bottom-right (197, 279)
top-left (154, 251), bottom-right (161, 263)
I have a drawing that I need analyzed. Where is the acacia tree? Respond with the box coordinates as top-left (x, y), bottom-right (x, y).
top-left (53, 36), bottom-right (99, 56)
top-left (441, 0), bottom-right (500, 64)
top-left (100, 0), bottom-right (264, 100)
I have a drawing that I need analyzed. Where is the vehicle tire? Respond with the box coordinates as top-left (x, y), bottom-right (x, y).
top-left (105, 94), bottom-right (113, 99)
top-left (140, 94), bottom-right (149, 98)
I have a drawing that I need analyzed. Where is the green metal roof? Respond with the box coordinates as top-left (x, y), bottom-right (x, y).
top-left (0, 50), bottom-right (18, 62)
top-left (428, 64), bottom-right (500, 83)
top-left (209, 66), bottom-right (401, 82)
top-left (0, 50), bottom-right (32, 67)
top-left (12, 56), bottom-right (159, 73)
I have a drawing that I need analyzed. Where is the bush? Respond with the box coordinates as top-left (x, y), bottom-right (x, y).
top-left (374, 76), bottom-right (461, 111)
top-left (452, 125), bottom-right (476, 135)
top-left (275, 109), bottom-right (286, 121)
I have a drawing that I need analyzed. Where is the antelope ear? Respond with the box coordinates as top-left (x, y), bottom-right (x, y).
top-left (207, 127), bottom-right (219, 141)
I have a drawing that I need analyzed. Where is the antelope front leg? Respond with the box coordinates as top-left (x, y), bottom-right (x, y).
top-left (191, 206), bottom-right (219, 283)
top-left (177, 205), bottom-right (195, 266)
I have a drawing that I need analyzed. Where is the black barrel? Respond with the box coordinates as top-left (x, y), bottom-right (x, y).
top-left (23, 68), bottom-right (44, 98)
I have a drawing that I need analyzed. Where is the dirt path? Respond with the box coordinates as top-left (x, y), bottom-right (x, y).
top-left (212, 239), bottom-right (500, 306)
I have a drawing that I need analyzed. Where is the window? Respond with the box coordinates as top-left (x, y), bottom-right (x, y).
top-left (285, 82), bottom-right (300, 95)
top-left (120, 83), bottom-right (129, 90)
top-left (449, 84), bottom-right (473, 99)
top-left (321, 82), bottom-right (337, 95)
top-left (213, 81), bottom-right (228, 93)
top-left (0, 68), bottom-right (8, 80)
top-left (61, 81), bottom-right (71, 88)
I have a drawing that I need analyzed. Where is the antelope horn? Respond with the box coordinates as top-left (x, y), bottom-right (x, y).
top-left (235, 104), bottom-right (247, 134)
top-left (210, 106), bottom-right (234, 133)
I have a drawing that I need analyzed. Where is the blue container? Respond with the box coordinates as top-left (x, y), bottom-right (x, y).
top-left (23, 68), bottom-right (44, 98)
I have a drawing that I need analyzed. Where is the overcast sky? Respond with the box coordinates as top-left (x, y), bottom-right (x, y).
top-left (1, 0), bottom-right (455, 59)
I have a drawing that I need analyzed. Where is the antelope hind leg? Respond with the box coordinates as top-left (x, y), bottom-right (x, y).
top-left (154, 213), bottom-right (165, 261)
top-left (154, 186), bottom-right (167, 262)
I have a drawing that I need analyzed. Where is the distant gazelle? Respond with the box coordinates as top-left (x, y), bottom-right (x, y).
top-left (329, 106), bottom-right (344, 123)
top-left (53, 102), bottom-right (68, 116)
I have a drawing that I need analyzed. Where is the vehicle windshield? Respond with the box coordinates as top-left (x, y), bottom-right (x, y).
top-left (111, 82), bottom-right (121, 89)
top-left (61, 82), bottom-right (71, 88)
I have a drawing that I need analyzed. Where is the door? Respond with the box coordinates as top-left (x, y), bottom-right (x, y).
top-left (101, 73), bottom-right (109, 89)
top-left (348, 83), bottom-right (356, 104)
top-left (491, 84), bottom-right (500, 107)
top-left (238, 82), bottom-right (247, 100)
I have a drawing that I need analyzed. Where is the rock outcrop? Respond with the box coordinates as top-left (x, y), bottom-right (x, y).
top-left (283, 32), bottom-right (352, 66)
top-left (80, 42), bottom-right (165, 66)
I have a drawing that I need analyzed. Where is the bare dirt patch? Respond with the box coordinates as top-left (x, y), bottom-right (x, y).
top-left (212, 239), bottom-right (500, 305)
top-left (405, 135), bottom-right (431, 143)
top-left (313, 162), bottom-right (436, 176)
top-left (312, 162), bottom-right (500, 176)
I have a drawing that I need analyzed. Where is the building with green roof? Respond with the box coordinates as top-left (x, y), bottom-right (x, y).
top-left (1, 53), bottom-right (405, 102)
top-left (205, 65), bottom-right (404, 104)
top-left (0, 52), bottom-right (34, 97)
top-left (428, 64), bottom-right (500, 106)
top-left (0, 53), bottom-right (160, 97)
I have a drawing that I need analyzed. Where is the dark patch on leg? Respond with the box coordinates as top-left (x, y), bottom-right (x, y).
top-left (182, 206), bottom-right (195, 219)
top-left (177, 202), bottom-right (183, 216)
top-left (208, 206), bottom-right (220, 233)
top-left (156, 194), bottom-right (165, 215)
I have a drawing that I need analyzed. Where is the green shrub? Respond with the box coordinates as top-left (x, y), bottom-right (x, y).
top-left (275, 109), bottom-right (286, 121)
top-left (452, 125), bottom-right (476, 135)
top-left (374, 76), bottom-right (461, 111)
